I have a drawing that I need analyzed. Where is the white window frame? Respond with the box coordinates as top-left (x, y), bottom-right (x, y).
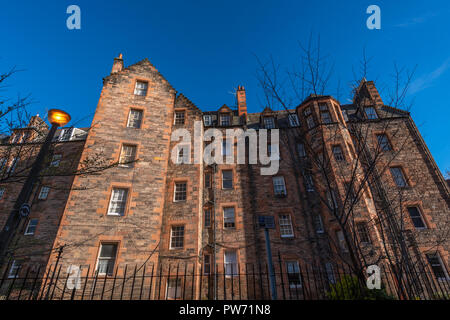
top-left (174, 111), bottom-right (185, 125)
top-left (220, 114), bottom-right (230, 126)
top-left (426, 252), bottom-right (450, 281)
top-left (279, 214), bottom-right (294, 238)
top-left (173, 182), bottom-right (187, 202)
top-left (407, 207), bottom-right (427, 229)
top-left (119, 145), bottom-right (137, 167)
top-left (50, 154), bottom-right (62, 167)
top-left (170, 225), bottom-right (185, 249)
top-left (38, 186), bottom-right (50, 200)
top-left (166, 278), bottom-right (182, 299)
top-left (59, 128), bottom-right (74, 141)
top-left (223, 207), bottom-right (235, 229)
top-left (107, 188), bottom-right (128, 216)
top-left (222, 170), bottom-right (233, 189)
top-left (8, 260), bottom-right (21, 278)
top-left (96, 243), bottom-right (118, 276)
top-left (127, 109), bottom-right (143, 128)
top-left (273, 176), bottom-right (287, 196)
top-left (203, 115), bottom-right (212, 126)
top-left (24, 219), bottom-right (39, 235)
top-left (224, 250), bottom-right (238, 277)
top-left (134, 81), bottom-right (148, 96)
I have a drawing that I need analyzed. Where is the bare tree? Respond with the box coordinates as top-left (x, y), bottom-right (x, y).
top-left (255, 35), bottom-right (449, 299)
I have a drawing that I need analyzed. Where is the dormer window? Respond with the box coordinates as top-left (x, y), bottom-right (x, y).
top-left (59, 128), bottom-right (73, 141)
top-left (203, 115), bottom-right (212, 126)
top-left (288, 114), bottom-right (300, 127)
top-left (134, 81), bottom-right (148, 96)
top-left (220, 114), bottom-right (230, 126)
top-left (364, 107), bottom-right (378, 120)
top-left (319, 104), bottom-right (332, 124)
top-left (264, 117), bottom-right (275, 129)
top-left (174, 111), bottom-right (185, 125)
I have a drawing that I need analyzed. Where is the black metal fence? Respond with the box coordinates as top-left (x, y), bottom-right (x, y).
top-left (1, 258), bottom-right (449, 300)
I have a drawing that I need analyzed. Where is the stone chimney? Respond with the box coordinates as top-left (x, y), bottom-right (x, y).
top-left (236, 86), bottom-right (247, 117)
top-left (111, 53), bottom-right (124, 74)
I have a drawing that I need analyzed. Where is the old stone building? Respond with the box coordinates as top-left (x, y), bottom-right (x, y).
top-left (0, 54), bottom-right (448, 299)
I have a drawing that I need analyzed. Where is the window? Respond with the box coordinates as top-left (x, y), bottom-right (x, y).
top-left (204, 254), bottom-right (211, 275)
top-left (390, 167), bottom-right (407, 187)
top-left (7, 157), bottom-right (19, 174)
top-left (264, 117), bottom-right (275, 129)
top-left (279, 214), bottom-right (294, 238)
top-left (303, 107), bottom-right (312, 116)
top-left (22, 131), bottom-right (30, 143)
top-left (170, 226), bottom-right (185, 249)
top-left (286, 261), bottom-right (302, 288)
top-left (332, 145), bottom-right (345, 161)
top-left (377, 134), bottom-right (392, 151)
top-left (342, 110), bottom-right (349, 122)
top-left (24, 219), bottom-right (39, 235)
top-left (314, 214), bottom-right (324, 234)
top-left (119, 145), bottom-right (137, 167)
top-left (107, 188), bottom-right (128, 216)
top-left (50, 154), bottom-right (62, 167)
top-left (407, 207), bottom-right (426, 229)
top-left (174, 182), bottom-right (187, 201)
top-left (320, 104), bottom-right (332, 124)
top-left (203, 115), bottom-right (212, 126)
top-left (306, 115), bottom-right (315, 129)
top-left (204, 209), bottom-right (211, 228)
top-left (134, 81), bottom-right (148, 96)
top-left (96, 243), bottom-right (118, 275)
top-left (220, 114), bottom-right (230, 126)
top-left (0, 188), bottom-right (5, 200)
top-left (59, 128), bottom-right (73, 141)
top-left (288, 114), bottom-right (300, 127)
top-left (221, 140), bottom-right (231, 156)
top-left (174, 111), bottom-right (185, 125)
top-left (166, 278), bottom-right (182, 299)
top-left (8, 260), bottom-right (21, 278)
top-left (365, 107), bottom-right (378, 119)
top-left (273, 176), bottom-right (287, 196)
top-left (344, 182), bottom-right (357, 203)
top-left (327, 189), bottom-right (338, 209)
top-left (336, 230), bottom-right (348, 253)
top-left (325, 262), bottom-right (336, 284)
top-left (127, 109), bottom-right (143, 128)
top-left (223, 207), bottom-right (235, 229)
top-left (426, 252), bottom-right (449, 281)
top-left (356, 222), bottom-right (371, 244)
top-left (222, 170), bottom-right (233, 189)
top-left (204, 172), bottom-right (211, 188)
top-left (38, 186), bottom-right (50, 200)
top-left (176, 146), bottom-right (189, 164)
top-left (224, 250), bottom-right (237, 276)
top-left (304, 174), bottom-right (314, 192)
top-left (297, 143), bottom-right (306, 158)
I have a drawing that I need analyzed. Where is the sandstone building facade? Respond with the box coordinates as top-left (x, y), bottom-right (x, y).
top-left (0, 54), bottom-right (448, 299)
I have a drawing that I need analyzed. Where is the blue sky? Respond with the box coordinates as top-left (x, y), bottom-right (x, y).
top-left (0, 0), bottom-right (449, 173)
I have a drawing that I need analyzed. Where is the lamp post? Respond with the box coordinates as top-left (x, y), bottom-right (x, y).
top-left (0, 109), bottom-right (71, 266)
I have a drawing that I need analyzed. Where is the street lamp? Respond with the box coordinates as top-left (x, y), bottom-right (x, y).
top-left (0, 109), bottom-right (71, 266)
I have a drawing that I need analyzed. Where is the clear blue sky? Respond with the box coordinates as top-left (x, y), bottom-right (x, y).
top-left (0, 0), bottom-right (449, 173)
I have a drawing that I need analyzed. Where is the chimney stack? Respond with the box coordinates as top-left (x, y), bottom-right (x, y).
top-left (236, 85), bottom-right (247, 117)
top-left (111, 53), bottom-right (124, 74)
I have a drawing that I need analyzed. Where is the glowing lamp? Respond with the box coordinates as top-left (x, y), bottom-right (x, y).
top-left (48, 109), bottom-right (71, 127)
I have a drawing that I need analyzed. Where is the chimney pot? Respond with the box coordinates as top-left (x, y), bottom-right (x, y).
top-left (111, 53), bottom-right (124, 74)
